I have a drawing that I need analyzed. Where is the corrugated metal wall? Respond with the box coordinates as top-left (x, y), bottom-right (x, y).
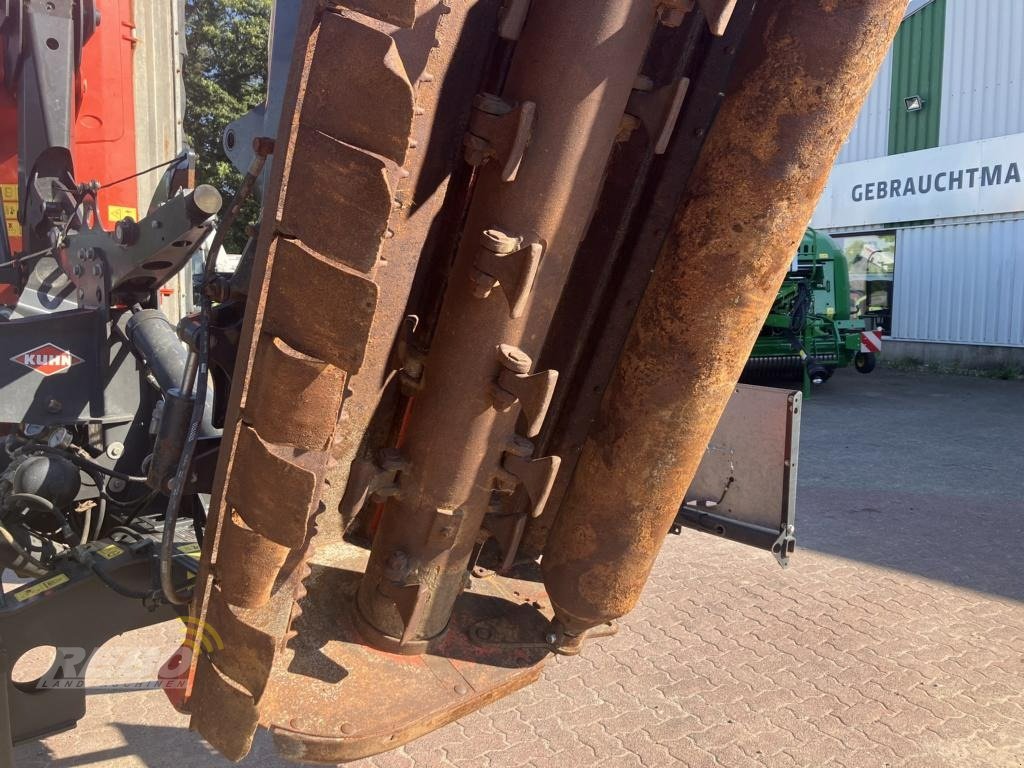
top-left (889, 0), bottom-right (946, 154)
top-left (940, 0), bottom-right (1024, 145)
top-left (133, 0), bottom-right (190, 320)
top-left (838, 50), bottom-right (893, 163)
top-left (893, 219), bottom-right (1024, 346)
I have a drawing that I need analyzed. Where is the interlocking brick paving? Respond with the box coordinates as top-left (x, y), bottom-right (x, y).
top-left (14, 368), bottom-right (1024, 767)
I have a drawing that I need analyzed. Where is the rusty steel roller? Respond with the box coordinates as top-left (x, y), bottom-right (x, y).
top-left (541, 0), bottom-right (907, 641)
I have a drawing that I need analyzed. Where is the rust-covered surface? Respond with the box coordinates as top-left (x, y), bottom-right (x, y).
top-left (263, 539), bottom-right (552, 764)
top-left (541, 0), bottom-right (907, 636)
top-left (354, 0), bottom-right (660, 650)
top-left (187, 0), bottom-right (513, 761)
top-left (179, 0), bottom-right (908, 762)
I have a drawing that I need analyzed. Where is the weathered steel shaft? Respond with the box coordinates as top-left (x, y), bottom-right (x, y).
top-left (541, 0), bottom-right (906, 636)
top-left (355, 0), bottom-right (658, 649)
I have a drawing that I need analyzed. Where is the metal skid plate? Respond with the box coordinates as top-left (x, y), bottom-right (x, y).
top-left (258, 540), bottom-right (550, 765)
top-left (676, 383), bottom-right (801, 564)
top-left (187, 514), bottom-right (552, 763)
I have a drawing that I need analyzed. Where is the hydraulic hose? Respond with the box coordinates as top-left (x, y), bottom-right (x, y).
top-left (159, 141), bottom-right (272, 606)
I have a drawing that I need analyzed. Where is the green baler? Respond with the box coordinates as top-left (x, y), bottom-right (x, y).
top-left (744, 228), bottom-right (881, 393)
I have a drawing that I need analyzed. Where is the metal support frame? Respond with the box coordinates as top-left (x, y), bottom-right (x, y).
top-left (0, 535), bottom-right (193, 747)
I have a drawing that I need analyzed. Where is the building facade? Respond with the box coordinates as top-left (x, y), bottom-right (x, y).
top-left (811, 0), bottom-right (1024, 368)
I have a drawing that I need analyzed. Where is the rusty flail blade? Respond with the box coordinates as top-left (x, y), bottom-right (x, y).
top-left (188, 0), bottom-right (423, 759)
top-left (540, 0), bottom-right (907, 640)
top-left (187, 0), bottom-right (551, 762)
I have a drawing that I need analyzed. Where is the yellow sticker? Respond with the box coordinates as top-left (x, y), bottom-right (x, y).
top-left (13, 573), bottom-right (70, 603)
top-left (6, 220), bottom-right (21, 237)
top-left (1, 184), bottom-right (18, 203)
top-left (108, 205), bottom-right (138, 222)
top-left (97, 543), bottom-right (124, 560)
top-left (177, 542), bottom-right (201, 558)
top-left (3, 202), bottom-right (17, 220)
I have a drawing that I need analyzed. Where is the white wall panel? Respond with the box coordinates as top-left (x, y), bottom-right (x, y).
top-left (838, 50), bottom-right (893, 164)
top-left (892, 220), bottom-right (1024, 346)
top-left (940, 0), bottom-right (1024, 145)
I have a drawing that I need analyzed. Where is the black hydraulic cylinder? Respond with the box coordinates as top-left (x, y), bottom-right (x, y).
top-left (147, 387), bottom-right (193, 493)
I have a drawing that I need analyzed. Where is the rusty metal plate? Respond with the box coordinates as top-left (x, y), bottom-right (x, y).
top-left (243, 335), bottom-right (347, 451)
top-left (262, 238), bottom-right (378, 373)
top-left (226, 426), bottom-right (321, 549)
top-left (278, 125), bottom-right (393, 274)
top-left (330, 0), bottom-right (419, 28)
top-left (205, 587), bottom-right (279, 703)
top-left (302, 12), bottom-right (414, 165)
top-left (191, 655), bottom-right (260, 762)
top-left (215, 514), bottom-right (292, 608)
top-left (259, 540), bottom-right (551, 765)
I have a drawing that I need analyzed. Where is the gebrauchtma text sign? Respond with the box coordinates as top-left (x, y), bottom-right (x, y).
top-left (812, 131), bottom-right (1024, 229)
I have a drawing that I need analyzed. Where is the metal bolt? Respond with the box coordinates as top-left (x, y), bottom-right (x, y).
top-left (46, 399), bottom-right (61, 414)
top-left (106, 442), bottom-right (125, 460)
top-left (479, 228), bottom-right (520, 255)
top-left (340, 722), bottom-right (356, 735)
top-left (73, 264), bottom-right (83, 276)
top-left (545, 632), bottom-right (558, 646)
top-left (92, 263), bottom-right (103, 276)
top-left (497, 343), bottom-right (532, 374)
top-left (85, 247), bottom-right (96, 260)
top-left (108, 477), bottom-right (127, 493)
top-left (454, 684), bottom-right (468, 695)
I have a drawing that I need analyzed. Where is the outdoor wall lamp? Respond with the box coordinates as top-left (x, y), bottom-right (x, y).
top-left (904, 95), bottom-right (925, 112)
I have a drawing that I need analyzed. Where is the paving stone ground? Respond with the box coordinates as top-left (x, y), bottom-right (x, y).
top-left (12, 367), bottom-right (1024, 767)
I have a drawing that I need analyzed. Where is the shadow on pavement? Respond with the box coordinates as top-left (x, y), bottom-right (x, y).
top-left (794, 366), bottom-right (1024, 602)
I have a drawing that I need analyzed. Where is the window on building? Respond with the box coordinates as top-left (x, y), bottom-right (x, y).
top-left (830, 232), bottom-right (896, 335)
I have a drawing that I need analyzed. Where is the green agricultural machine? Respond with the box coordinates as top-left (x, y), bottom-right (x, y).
top-left (744, 228), bottom-right (881, 394)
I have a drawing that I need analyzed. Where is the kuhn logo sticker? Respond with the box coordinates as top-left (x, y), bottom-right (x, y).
top-left (11, 343), bottom-right (84, 376)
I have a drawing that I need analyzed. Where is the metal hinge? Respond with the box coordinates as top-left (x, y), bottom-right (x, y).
top-left (463, 93), bottom-right (536, 182)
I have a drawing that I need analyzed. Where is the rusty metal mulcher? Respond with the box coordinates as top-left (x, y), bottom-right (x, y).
top-left (183, 0), bottom-right (906, 763)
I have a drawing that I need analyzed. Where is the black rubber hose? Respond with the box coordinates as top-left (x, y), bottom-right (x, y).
top-left (92, 563), bottom-right (160, 602)
top-left (31, 446), bottom-right (147, 484)
top-left (158, 145), bottom-right (271, 606)
top-left (7, 492), bottom-right (76, 542)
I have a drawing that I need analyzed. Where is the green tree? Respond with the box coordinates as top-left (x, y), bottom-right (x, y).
top-left (183, 0), bottom-right (271, 253)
